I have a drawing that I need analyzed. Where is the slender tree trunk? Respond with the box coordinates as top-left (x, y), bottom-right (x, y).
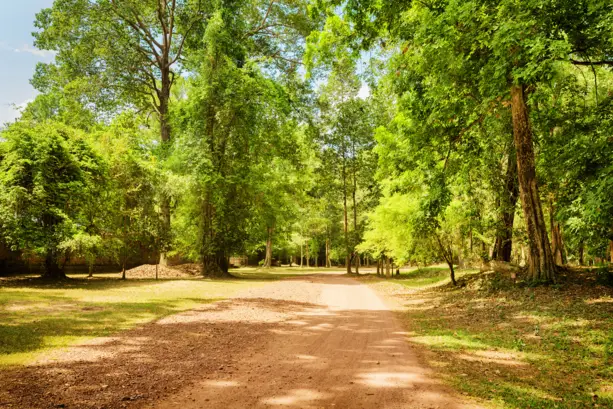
top-left (510, 84), bottom-right (556, 282)
top-left (300, 244), bottom-right (303, 268)
top-left (549, 197), bottom-right (567, 265)
top-left (325, 238), bottom-right (331, 268)
top-left (493, 148), bottom-right (519, 262)
top-left (578, 241), bottom-right (584, 266)
top-left (158, 67), bottom-right (172, 266)
top-left (121, 260), bottom-right (126, 280)
top-left (342, 160), bottom-right (351, 275)
top-left (156, 263), bottom-right (159, 280)
top-left (88, 263), bottom-right (93, 278)
top-left (352, 157), bottom-right (359, 275)
top-left (376, 258), bottom-right (380, 275)
top-left (306, 241), bottom-right (310, 268)
top-left (447, 260), bottom-right (457, 286)
top-left (263, 225), bottom-right (273, 268)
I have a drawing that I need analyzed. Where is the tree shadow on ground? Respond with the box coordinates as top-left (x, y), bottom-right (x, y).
top-left (0, 293), bottom-right (474, 409)
top-left (399, 280), bottom-right (613, 409)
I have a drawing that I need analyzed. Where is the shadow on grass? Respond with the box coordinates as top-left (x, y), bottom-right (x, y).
top-left (0, 276), bottom-right (259, 363)
top-left (396, 280), bottom-right (613, 409)
top-left (0, 295), bottom-right (473, 409)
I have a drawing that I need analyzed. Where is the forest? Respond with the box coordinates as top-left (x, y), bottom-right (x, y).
top-left (1, 1), bottom-right (613, 408)
top-left (0, 0), bottom-right (612, 283)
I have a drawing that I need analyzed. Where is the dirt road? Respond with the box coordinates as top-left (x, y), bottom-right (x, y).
top-left (150, 274), bottom-right (479, 409)
top-left (1, 274), bottom-right (481, 409)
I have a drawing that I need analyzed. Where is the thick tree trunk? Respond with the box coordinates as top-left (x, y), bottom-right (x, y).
top-left (43, 249), bottom-right (65, 280)
top-left (202, 250), bottom-right (230, 277)
top-left (510, 85), bottom-right (556, 282)
top-left (493, 148), bottom-right (519, 262)
top-left (385, 256), bottom-right (391, 278)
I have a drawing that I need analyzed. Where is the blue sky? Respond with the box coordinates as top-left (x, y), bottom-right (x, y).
top-left (0, 1), bottom-right (55, 125)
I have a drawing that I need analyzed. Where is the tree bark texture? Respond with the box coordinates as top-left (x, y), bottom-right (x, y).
top-left (510, 85), bottom-right (556, 282)
top-left (493, 148), bottom-right (519, 262)
top-left (263, 226), bottom-right (273, 268)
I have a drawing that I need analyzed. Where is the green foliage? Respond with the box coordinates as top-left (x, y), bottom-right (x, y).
top-left (0, 121), bottom-right (105, 276)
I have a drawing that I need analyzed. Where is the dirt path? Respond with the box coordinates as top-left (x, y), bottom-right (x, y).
top-left (150, 274), bottom-right (480, 409)
top-left (1, 274), bottom-right (481, 409)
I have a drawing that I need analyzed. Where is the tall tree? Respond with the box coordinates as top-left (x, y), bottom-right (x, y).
top-left (319, 0), bottom-right (613, 281)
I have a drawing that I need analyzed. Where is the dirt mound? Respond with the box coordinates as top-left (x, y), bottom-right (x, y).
top-left (125, 263), bottom-right (202, 279)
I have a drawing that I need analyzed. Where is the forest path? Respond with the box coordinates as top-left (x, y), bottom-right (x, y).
top-left (149, 274), bottom-right (481, 409)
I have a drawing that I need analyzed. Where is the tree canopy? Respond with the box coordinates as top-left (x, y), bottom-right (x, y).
top-left (1, 0), bottom-right (612, 282)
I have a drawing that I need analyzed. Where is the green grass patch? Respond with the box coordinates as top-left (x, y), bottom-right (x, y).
top-left (367, 270), bottom-right (613, 409)
top-left (0, 276), bottom-right (264, 367)
top-left (229, 266), bottom-right (346, 280)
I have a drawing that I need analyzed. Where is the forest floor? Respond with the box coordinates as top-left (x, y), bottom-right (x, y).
top-left (362, 266), bottom-right (613, 409)
top-left (1, 267), bottom-right (611, 409)
top-left (0, 270), bottom-right (482, 409)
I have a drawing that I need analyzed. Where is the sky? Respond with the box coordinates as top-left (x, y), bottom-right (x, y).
top-left (0, 1), bottom-right (55, 125)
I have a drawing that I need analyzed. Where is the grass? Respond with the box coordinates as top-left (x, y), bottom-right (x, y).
top-left (363, 267), bottom-right (613, 408)
top-left (229, 266), bottom-right (347, 280)
top-left (0, 274), bottom-right (266, 367)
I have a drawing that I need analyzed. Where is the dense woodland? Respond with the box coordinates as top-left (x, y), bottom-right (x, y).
top-left (1, 0), bottom-right (612, 283)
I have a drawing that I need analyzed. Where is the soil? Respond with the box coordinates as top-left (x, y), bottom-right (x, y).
top-left (0, 274), bottom-right (482, 409)
top-left (122, 263), bottom-right (202, 279)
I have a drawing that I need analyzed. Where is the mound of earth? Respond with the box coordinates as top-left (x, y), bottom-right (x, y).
top-left (124, 263), bottom-right (202, 279)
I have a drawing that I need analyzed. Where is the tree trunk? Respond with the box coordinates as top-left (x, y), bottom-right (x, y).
top-left (549, 195), bottom-right (567, 265)
top-left (352, 158), bottom-right (359, 275)
top-left (376, 258), bottom-right (380, 275)
top-left (121, 261), bottom-right (126, 280)
top-left (510, 84), bottom-right (556, 282)
top-left (158, 67), bottom-right (172, 266)
top-left (155, 263), bottom-right (159, 280)
top-left (306, 241), bottom-right (310, 268)
top-left (43, 249), bottom-right (65, 280)
top-left (578, 241), bottom-right (584, 266)
top-left (88, 263), bottom-right (93, 278)
top-left (202, 250), bottom-right (230, 277)
top-left (385, 256), bottom-right (390, 278)
top-left (447, 260), bottom-right (457, 286)
top-left (263, 226), bottom-right (273, 268)
top-left (342, 158), bottom-right (351, 275)
top-left (300, 244), bottom-right (303, 268)
top-left (493, 148), bottom-right (519, 262)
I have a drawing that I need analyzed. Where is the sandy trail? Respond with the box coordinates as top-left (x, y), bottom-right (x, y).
top-left (1, 274), bottom-right (480, 409)
top-left (149, 274), bottom-right (479, 409)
